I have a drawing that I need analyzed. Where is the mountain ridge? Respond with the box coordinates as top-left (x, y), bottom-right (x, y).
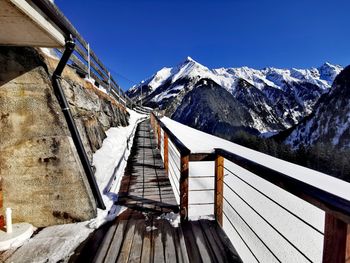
top-left (127, 58), bottom-right (342, 135)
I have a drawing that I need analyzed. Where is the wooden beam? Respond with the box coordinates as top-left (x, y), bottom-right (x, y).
top-left (189, 153), bottom-right (216, 162)
top-left (347, 225), bottom-right (350, 263)
top-left (164, 133), bottom-right (169, 175)
top-left (8, 0), bottom-right (65, 47)
top-left (323, 213), bottom-right (349, 263)
top-left (180, 155), bottom-right (189, 222)
top-left (157, 123), bottom-right (161, 150)
top-left (215, 155), bottom-right (224, 226)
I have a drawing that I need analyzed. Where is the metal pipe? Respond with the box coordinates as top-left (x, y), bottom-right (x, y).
top-left (52, 37), bottom-right (106, 210)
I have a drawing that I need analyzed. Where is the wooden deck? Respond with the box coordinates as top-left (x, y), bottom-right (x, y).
top-left (70, 119), bottom-right (242, 263)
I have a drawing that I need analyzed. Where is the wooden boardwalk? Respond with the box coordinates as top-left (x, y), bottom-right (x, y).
top-left (70, 120), bottom-right (241, 263)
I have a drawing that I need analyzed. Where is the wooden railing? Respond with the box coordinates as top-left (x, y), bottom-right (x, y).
top-left (31, 0), bottom-right (137, 109)
top-left (150, 112), bottom-right (350, 263)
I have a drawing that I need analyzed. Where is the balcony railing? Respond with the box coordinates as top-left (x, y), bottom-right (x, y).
top-left (150, 112), bottom-right (350, 263)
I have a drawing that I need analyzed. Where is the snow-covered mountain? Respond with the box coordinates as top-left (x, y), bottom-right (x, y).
top-left (283, 65), bottom-right (350, 149)
top-left (127, 57), bottom-right (342, 135)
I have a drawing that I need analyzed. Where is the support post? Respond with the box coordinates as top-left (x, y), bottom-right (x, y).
top-left (322, 213), bottom-right (349, 263)
top-left (215, 155), bottom-right (224, 226)
top-left (157, 123), bottom-right (161, 149)
top-left (180, 154), bottom-right (189, 221)
top-left (108, 72), bottom-right (111, 94)
top-left (87, 43), bottom-right (91, 79)
top-left (164, 133), bottom-right (169, 174)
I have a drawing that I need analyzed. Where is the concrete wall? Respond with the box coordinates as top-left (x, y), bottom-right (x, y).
top-left (0, 47), bottom-right (129, 227)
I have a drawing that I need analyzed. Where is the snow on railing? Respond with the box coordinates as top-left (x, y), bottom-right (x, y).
top-left (150, 112), bottom-right (350, 263)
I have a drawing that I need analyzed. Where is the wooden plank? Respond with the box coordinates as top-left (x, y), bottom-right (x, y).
top-left (190, 221), bottom-right (216, 263)
top-left (180, 155), bottom-right (189, 221)
top-left (323, 213), bottom-right (349, 263)
top-left (215, 155), bottom-right (224, 226)
top-left (162, 221), bottom-right (177, 263)
top-left (128, 219), bottom-right (144, 263)
top-left (209, 220), bottom-right (242, 262)
top-left (152, 219), bottom-right (165, 263)
top-left (199, 220), bottom-right (225, 263)
top-left (181, 221), bottom-right (202, 263)
top-left (141, 220), bottom-right (153, 263)
top-left (189, 153), bottom-right (216, 162)
top-left (174, 226), bottom-right (190, 263)
top-left (103, 220), bottom-right (128, 263)
top-left (92, 221), bottom-right (119, 263)
top-left (117, 219), bottom-right (137, 263)
top-left (164, 133), bottom-right (169, 175)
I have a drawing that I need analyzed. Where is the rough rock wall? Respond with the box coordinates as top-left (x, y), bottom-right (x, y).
top-left (0, 47), bottom-right (129, 227)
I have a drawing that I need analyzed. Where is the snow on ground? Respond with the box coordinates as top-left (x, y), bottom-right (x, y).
top-left (159, 116), bottom-right (350, 262)
top-left (5, 109), bottom-right (146, 263)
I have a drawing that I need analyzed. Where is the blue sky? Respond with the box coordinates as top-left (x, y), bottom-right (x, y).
top-left (56, 0), bottom-right (350, 90)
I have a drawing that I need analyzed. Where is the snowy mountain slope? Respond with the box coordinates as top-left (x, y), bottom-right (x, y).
top-left (127, 57), bottom-right (342, 134)
top-left (284, 66), bottom-right (350, 149)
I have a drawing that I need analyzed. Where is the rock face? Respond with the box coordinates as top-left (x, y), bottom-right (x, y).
top-left (0, 47), bottom-right (129, 227)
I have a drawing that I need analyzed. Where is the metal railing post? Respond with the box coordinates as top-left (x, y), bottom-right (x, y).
top-left (215, 154), bottom-right (224, 226)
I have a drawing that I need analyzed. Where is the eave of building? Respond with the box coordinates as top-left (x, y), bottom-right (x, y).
top-left (0, 0), bottom-right (65, 47)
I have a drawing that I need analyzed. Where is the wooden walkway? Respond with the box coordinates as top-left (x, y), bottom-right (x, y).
top-left (70, 120), bottom-right (242, 263)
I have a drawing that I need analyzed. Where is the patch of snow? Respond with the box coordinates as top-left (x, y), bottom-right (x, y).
top-left (145, 226), bottom-right (157, 232)
top-left (40, 48), bottom-right (59, 60)
top-left (0, 223), bottom-right (34, 252)
top-left (157, 212), bottom-right (180, 228)
top-left (6, 222), bottom-right (93, 263)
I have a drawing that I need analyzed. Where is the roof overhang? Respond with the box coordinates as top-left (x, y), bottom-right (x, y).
top-left (0, 0), bottom-right (65, 47)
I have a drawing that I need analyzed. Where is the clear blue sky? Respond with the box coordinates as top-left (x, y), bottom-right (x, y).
top-left (56, 0), bottom-right (350, 90)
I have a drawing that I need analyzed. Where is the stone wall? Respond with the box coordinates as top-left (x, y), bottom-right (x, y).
top-left (0, 47), bottom-right (129, 227)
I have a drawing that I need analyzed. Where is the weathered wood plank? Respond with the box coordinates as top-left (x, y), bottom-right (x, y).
top-left (175, 226), bottom-right (190, 263)
top-left (140, 220), bottom-right (153, 263)
top-left (128, 219), bottom-right (144, 263)
top-left (199, 220), bottom-right (225, 263)
top-left (92, 220), bottom-right (119, 263)
top-left (182, 221), bottom-right (202, 263)
top-left (162, 220), bottom-right (177, 263)
top-left (152, 219), bottom-right (165, 263)
top-left (116, 219), bottom-right (137, 263)
top-left (103, 220), bottom-right (128, 263)
top-left (190, 221), bottom-right (216, 263)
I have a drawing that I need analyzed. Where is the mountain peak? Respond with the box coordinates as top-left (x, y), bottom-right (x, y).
top-left (185, 56), bottom-right (195, 62)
